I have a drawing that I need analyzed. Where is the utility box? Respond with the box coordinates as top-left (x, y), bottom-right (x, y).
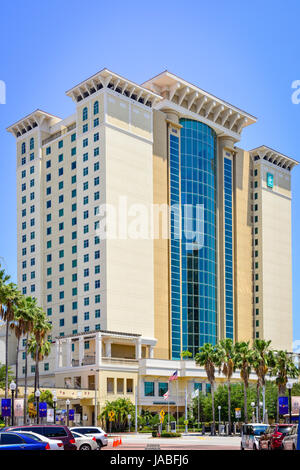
top-left (170, 421), bottom-right (177, 433)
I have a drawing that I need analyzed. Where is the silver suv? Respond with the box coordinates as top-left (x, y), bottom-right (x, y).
top-left (70, 426), bottom-right (108, 448)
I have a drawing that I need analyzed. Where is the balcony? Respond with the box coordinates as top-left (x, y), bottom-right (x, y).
top-left (71, 355), bottom-right (96, 367)
top-left (101, 357), bottom-right (139, 365)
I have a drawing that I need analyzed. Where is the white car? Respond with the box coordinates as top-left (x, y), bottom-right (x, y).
top-left (241, 423), bottom-right (269, 450)
top-left (70, 426), bottom-right (108, 448)
top-left (71, 431), bottom-right (99, 450)
top-left (282, 424), bottom-right (298, 450)
top-left (11, 430), bottom-right (64, 450)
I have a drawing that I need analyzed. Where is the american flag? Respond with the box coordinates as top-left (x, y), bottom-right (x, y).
top-left (163, 390), bottom-right (169, 400)
top-left (169, 370), bottom-right (178, 381)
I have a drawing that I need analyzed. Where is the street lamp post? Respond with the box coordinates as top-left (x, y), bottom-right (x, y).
top-left (10, 381), bottom-right (16, 426)
top-left (259, 401), bottom-right (263, 423)
top-left (66, 399), bottom-right (70, 427)
top-left (35, 389), bottom-right (41, 424)
top-left (251, 402), bottom-right (256, 423)
top-left (218, 406), bottom-right (221, 435)
top-left (53, 395), bottom-right (57, 424)
top-left (287, 382), bottom-right (293, 424)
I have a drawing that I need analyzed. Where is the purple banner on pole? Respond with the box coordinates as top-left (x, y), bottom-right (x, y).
top-left (1, 399), bottom-right (11, 417)
top-left (69, 409), bottom-right (75, 421)
top-left (39, 402), bottom-right (47, 417)
top-left (279, 396), bottom-right (289, 415)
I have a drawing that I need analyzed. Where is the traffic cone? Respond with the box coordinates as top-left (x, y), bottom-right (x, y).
top-left (113, 438), bottom-right (116, 447)
top-left (119, 437), bottom-right (122, 445)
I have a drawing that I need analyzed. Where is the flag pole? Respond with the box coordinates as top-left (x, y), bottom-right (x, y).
top-left (176, 379), bottom-right (178, 427)
top-left (168, 387), bottom-right (170, 431)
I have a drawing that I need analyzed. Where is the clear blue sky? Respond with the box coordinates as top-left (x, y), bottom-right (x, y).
top-left (1, 0), bottom-right (300, 343)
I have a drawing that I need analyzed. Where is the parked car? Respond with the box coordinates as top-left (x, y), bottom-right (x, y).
top-left (4, 425), bottom-right (76, 450)
top-left (0, 431), bottom-right (50, 450)
top-left (70, 426), bottom-right (108, 448)
top-left (71, 430), bottom-right (98, 450)
top-left (259, 424), bottom-right (293, 450)
top-left (282, 424), bottom-right (298, 450)
top-left (10, 430), bottom-right (64, 450)
top-left (241, 423), bottom-right (269, 450)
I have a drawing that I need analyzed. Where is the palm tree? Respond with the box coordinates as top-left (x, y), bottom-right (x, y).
top-left (195, 343), bottom-right (220, 435)
top-left (100, 398), bottom-right (135, 431)
top-left (27, 307), bottom-right (51, 392)
top-left (18, 296), bottom-right (37, 422)
top-left (11, 296), bottom-right (36, 400)
top-left (216, 338), bottom-right (235, 434)
top-left (271, 350), bottom-right (299, 422)
top-left (234, 341), bottom-right (254, 423)
top-left (0, 280), bottom-right (21, 400)
top-left (253, 339), bottom-right (272, 422)
top-left (28, 333), bottom-right (51, 392)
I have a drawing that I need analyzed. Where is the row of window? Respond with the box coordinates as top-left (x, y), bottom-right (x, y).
top-left (144, 381), bottom-right (211, 397)
top-left (83, 101), bottom-right (99, 121)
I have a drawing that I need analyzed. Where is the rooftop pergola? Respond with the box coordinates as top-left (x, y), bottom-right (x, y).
top-left (142, 71), bottom-right (257, 140)
top-left (249, 145), bottom-right (299, 171)
top-left (6, 109), bottom-right (61, 138)
top-left (66, 68), bottom-right (162, 108)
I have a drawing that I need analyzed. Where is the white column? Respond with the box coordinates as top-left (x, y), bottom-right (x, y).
top-left (149, 345), bottom-right (154, 359)
top-left (105, 340), bottom-right (112, 358)
top-left (66, 338), bottom-right (72, 368)
top-left (135, 338), bottom-right (142, 360)
top-left (95, 333), bottom-right (102, 366)
top-left (78, 337), bottom-right (84, 366)
top-left (55, 340), bottom-right (59, 369)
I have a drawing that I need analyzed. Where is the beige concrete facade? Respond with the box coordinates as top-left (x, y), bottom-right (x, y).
top-left (6, 69), bottom-right (298, 400)
top-left (234, 149), bottom-right (254, 344)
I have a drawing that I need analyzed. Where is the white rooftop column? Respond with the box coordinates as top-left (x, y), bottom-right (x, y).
top-left (66, 338), bottom-right (72, 368)
top-left (135, 338), bottom-right (142, 360)
top-left (95, 333), bottom-right (102, 366)
top-left (105, 339), bottom-right (112, 358)
top-left (78, 337), bottom-right (84, 366)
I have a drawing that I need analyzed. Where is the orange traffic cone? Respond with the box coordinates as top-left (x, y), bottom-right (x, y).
top-left (113, 438), bottom-right (116, 447)
top-left (119, 437), bottom-right (122, 446)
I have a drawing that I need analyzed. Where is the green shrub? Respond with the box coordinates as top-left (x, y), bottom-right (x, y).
top-left (161, 432), bottom-right (182, 438)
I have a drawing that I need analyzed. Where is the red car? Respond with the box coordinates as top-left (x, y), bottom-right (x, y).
top-left (4, 425), bottom-right (77, 450)
top-left (259, 424), bottom-right (293, 450)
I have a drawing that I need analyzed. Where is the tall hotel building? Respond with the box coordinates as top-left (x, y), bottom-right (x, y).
top-left (5, 69), bottom-right (297, 416)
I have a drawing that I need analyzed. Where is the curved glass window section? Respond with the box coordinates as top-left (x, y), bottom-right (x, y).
top-left (179, 119), bottom-right (217, 356)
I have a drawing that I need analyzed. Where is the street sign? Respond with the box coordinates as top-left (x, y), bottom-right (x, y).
top-left (108, 410), bottom-right (115, 421)
top-left (74, 413), bottom-right (81, 423)
top-left (83, 414), bottom-right (88, 421)
top-left (1, 399), bottom-right (11, 417)
top-left (39, 402), bottom-right (47, 418)
top-left (159, 410), bottom-right (165, 424)
top-left (47, 409), bottom-right (54, 423)
top-left (235, 408), bottom-right (241, 419)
